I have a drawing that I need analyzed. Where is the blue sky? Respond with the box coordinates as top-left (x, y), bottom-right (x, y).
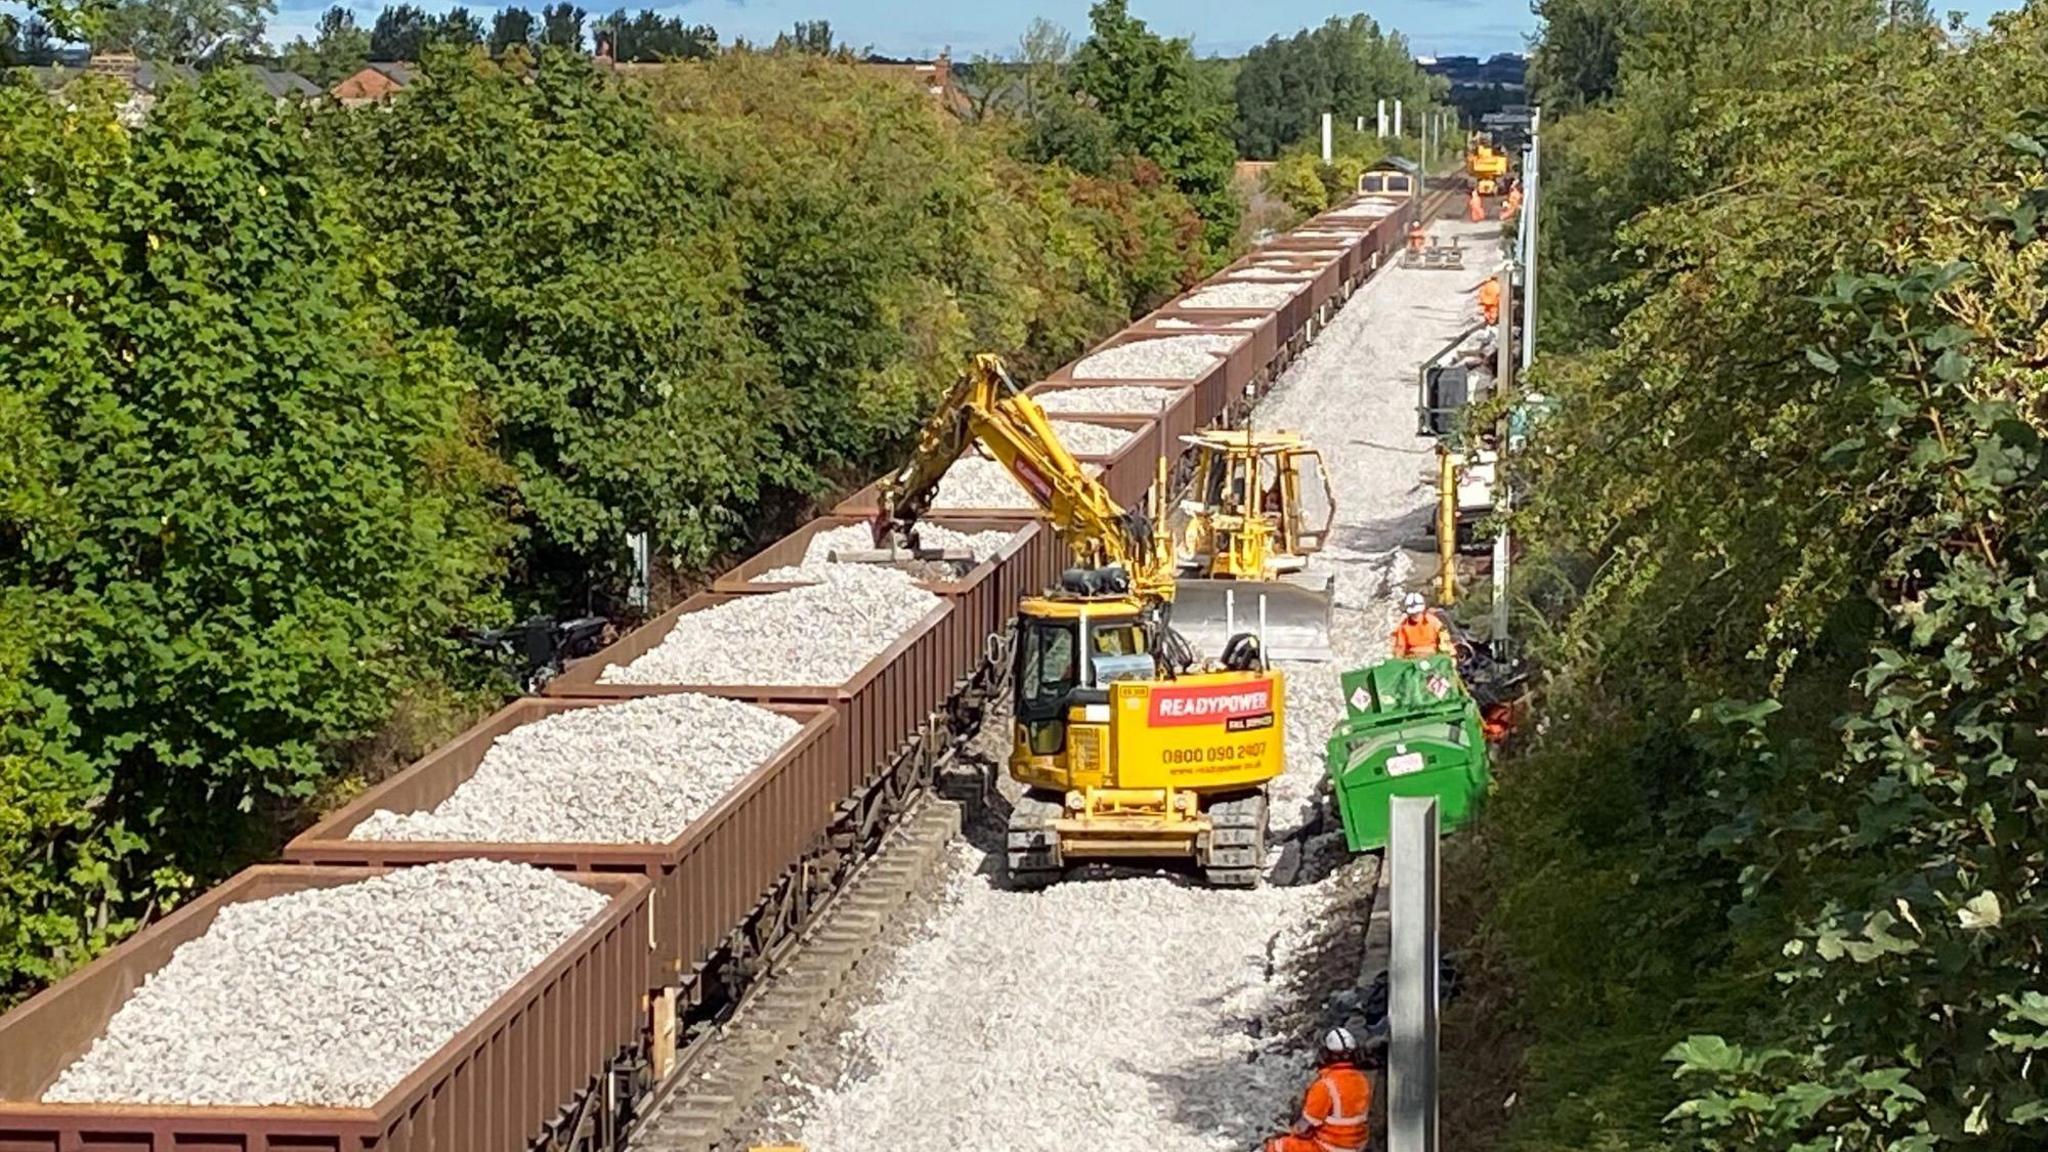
top-left (263, 0), bottom-right (2023, 59)
top-left (15, 0), bottom-right (2018, 61)
top-left (264, 0), bottom-right (1523, 58)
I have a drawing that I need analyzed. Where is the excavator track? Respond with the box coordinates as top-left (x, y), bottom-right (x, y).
top-left (1005, 790), bottom-right (1066, 889)
top-left (1200, 789), bottom-right (1270, 888)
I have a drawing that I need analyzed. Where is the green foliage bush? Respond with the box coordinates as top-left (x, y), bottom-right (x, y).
top-left (1233, 14), bottom-right (1442, 161)
top-left (1480, 4), bottom-right (2048, 1149)
top-left (0, 73), bottom-right (508, 1000)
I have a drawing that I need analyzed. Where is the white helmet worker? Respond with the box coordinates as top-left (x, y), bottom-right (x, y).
top-left (1318, 1026), bottom-right (1361, 1065)
top-left (1402, 592), bottom-right (1428, 616)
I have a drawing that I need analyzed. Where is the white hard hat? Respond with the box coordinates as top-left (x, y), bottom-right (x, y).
top-left (1403, 592), bottom-right (1427, 613)
top-left (1320, 1026), bottom-right (1360, 1062)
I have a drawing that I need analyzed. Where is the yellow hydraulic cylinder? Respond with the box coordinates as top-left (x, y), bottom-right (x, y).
top-left (1437, 445), bottom-right (1458, 605)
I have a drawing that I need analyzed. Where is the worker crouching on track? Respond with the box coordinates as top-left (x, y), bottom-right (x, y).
top-left (1475, 275), bottom-right (1502, 326)
top-left (1391, 592), bottom-right (1452, 658)
top-left (1263, 1027), bottom-right (1373, 1152)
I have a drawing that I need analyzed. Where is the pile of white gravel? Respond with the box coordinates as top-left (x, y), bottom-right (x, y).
top-left (1034, 385), bottom-right (1183, 414)
top-left (600, 570), bottom-right (941, 686)
top-left (347, 696), bottom-right (801, 844)
top-left (752, 524), bottom-right (1020, 585)
top-left (1180, 282), bottom-right (1303, 310)
top-left (1294, 229), bottom-right (1369, 240)
top-left (42, 860), bottom-right (607, 1108)
top-left (1157, 316), bottom-right (1265, 330)
top-left (1050, 419), bottom-right (1138, 455)
top-left (1072, 335), bottom-right (1240, 381)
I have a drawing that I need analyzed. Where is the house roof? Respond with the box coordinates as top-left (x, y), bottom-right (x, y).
top-left (367, 62), bottom-right (417, 86)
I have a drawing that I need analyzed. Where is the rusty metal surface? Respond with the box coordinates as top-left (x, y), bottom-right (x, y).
top-left (545, 594), bottom-right (962, 798)
top-left (0, 866), bottom-right (650, 1152)
top-left (283, 699), bottom-right (840, 992)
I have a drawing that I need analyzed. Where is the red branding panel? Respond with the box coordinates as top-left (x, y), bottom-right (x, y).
top-left (1148, 680), bottom-right (1277, 727)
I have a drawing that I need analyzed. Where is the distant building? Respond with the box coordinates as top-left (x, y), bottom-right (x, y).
top-left (331, 63), bottom-right (417, 107)
top-left (31, 54), bottom-right (321, 123)
top-left (859, 53), bottom-right (963, 112)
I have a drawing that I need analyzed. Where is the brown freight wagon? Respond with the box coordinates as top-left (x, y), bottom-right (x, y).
top-left (1180, 274), bottom-right (1316, 352)
top-left (709, 515), bottom-right (1063, 665)
top-left (545, 594), bottom-right (960, 800)
top-left (1046, 329), bottom-right (1242, 428)
top-left (1263, 233), bottom-right (1366, 286)
top-left (1219, 256), bottom-right (1343, 324)
top-left (1024, 379), bottom-right (1199, 486)
top-left (285, 699), bottom-right (839, 1001)
top-left (1129, 310), bottom-right (1282, 395)
top-left (0, 866), bottom-right (651, 1152)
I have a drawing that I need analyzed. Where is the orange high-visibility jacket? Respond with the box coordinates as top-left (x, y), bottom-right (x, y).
top-left (1299, 1063), bottom-right (1373, 1151)
top-left (1392, 613), bottom-right (1449, 658)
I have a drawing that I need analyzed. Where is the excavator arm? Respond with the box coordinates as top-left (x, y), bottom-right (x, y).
top-left (876, 354), bottom-right (1176, 604)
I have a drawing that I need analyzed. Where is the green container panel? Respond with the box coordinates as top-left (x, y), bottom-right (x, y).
top-left (1325, 655), bottom-right (1490, 853)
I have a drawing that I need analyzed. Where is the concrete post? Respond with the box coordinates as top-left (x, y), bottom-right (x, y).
top-left (1389, 796), bottom-right (1441, 1152)
top-left (1394, 99), bottom-right (1404, 140)
top-left (1377, 99), bottom-right (1387, 138)
top-left (1322, 112), bottom-right (1333, 164)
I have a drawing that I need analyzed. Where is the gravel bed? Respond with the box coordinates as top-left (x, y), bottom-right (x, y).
top-left (1179, 282), bottom-right (1303, 310)
top-left (1050, 419), bottom-right (1139, 455)
top-left (1072, 335), bottom-right (1240, 381)
top-left (753, 219), bottom-right (1507, 1152)
top-left (1294, 229), bottom-right (1369, 239)
top-left (752, 524), bottom-right (1020, 585)
top-left (1033, 385), bottom-right (1183, 415)
top-left (42, 861), bottom-right (607, 1108)
top-left (923, 457), bottom-right (1105, 509)
top-left (600, 569), bottom-right (941, 687)
top-left (347, 695), bottom-right (801, 844)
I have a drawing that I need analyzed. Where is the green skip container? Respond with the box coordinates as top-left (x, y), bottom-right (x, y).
top-left (1325, 654), bottom-right (1491, 852)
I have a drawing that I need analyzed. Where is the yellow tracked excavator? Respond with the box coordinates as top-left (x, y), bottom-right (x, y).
top-left (870, 354), bottom-right (1286, 888)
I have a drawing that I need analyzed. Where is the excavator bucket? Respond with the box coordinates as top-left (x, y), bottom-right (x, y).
top-left (1171, 576), bottom-right (1337, 664)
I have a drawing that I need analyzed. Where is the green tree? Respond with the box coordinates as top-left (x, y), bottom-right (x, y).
top-left (591, 9), bottom-right (716, 62)
top-left (279, 7), bottom-right (370, 86)
top-left (1462, 5), bottom-right (2048, 1150)
top-left (438, 6), bottom-right (483, 48)
top-left (539, 2), bottom-right (584, 50)
top-left (0, 72), bottom-right (505, 1002)
top-left (1069, 0), bottom-right (1239, 255)
top-left (98, 0), bottom-right (274, 60)
top-left (368, 3), bottom-right (432, 61)
top-left (774, 18), bottom-right (838, 56)
top-left (1232, 14), bottom-right (1440, 160)
top-left (488, 6), bottom-right (536, 55)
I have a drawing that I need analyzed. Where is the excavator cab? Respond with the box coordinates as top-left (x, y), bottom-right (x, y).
top-left (1173, 430), bottom-right (1337, 662)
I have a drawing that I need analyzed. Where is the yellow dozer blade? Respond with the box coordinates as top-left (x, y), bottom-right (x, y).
top-left (1171, 576), bottom-right (1337, 664)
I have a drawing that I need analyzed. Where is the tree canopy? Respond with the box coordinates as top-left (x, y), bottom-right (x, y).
top-left (1232, 14), bottom-right (1442, 160)
top-left (1457, 4), bottom-right (2048, 1150)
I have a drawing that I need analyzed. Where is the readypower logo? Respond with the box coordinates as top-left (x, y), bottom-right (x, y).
top-left (1149, 682), bottom-right (1276, 727)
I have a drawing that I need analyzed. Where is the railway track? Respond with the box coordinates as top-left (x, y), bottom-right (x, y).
top-left (0, 176), bottom-right (1466, 1152)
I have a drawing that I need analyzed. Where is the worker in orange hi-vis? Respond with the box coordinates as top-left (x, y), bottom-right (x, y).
top-left (1466, 187), bottom-right (1485, 222)
top-left (1476, 275), bottom-right (1502, 326)
top-left (1263, 1027), bottom-right (1374, 1152)
top-left (1502, 184), bottom-right (1524, 221)
top-left (1391, 592), bottom-right (1453, 658)
top-left (1406, 220), bottom-right (1427, 254)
